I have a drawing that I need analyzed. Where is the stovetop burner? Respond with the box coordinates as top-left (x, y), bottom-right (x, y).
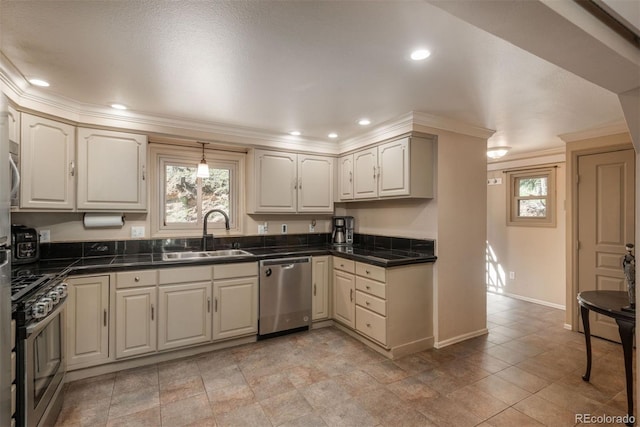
top-left (11, 273), bottom-right (56, 302)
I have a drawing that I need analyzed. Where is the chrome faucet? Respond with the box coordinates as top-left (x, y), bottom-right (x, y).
top-left (202, 209), bottom-right (230, 251)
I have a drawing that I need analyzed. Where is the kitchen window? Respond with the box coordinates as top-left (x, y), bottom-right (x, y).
top-left (506, 167), bottom-right (556, 227)
top-left (150, 144), bottom-right (243, 236)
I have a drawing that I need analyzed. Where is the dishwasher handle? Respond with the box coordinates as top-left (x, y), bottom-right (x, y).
top-left (260, 256), bottom-right (311, 267)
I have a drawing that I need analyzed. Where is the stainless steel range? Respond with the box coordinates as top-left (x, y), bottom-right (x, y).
top-left (12, 273), bottom-right (68, 427)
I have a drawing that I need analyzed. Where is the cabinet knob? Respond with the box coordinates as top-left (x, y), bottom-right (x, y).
top-left (366, 285), bottom-right (370, 290)
top-left (365, 270), bottom-right (370, 274)
top-left (365, 301), bottom-right (370, 306)
top-left (134, 277), bottom-right (140, 282)
top-left (366, 323), bottom-right (371, 328)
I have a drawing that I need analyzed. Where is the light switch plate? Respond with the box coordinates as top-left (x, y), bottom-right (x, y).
top-left (309, 224), bottom-right (315, 232)
top-left (258, 225), bottom-right (266, 234)
top-left (131, 226), bottom-right (145, 238)
top-left (40, 229), bottom-right (51, 243)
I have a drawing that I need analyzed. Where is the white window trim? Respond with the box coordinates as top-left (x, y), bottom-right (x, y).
top-left (149, 143), bottom-right (245, 238)
top-left (506, 167), bottom-right (557, 227)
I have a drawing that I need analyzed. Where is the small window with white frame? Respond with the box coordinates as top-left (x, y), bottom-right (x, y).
top-left (506, 167), bottom-right (556, 227)
top-left (150, 143), bottom-right (243, 237)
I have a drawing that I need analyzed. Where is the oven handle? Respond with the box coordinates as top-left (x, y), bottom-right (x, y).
top-left (25, 298), bottom-right (67, 337)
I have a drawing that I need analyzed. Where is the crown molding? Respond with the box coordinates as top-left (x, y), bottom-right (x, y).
top-left (558, 120), bottom-right (629, 142)
top-left (411, 111), bottom-right (495, 139)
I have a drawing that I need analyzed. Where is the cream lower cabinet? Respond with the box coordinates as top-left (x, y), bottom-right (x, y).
top-left (66, 275), bottom-right (110, 369)
top-left (312, 255), bottom-right (330, 320)
top-left (213, 262), bottom-right (258, 341)
top-left (332, 258), bottom-right (355, 328)
top-left (158, 266), bottom-right (213, 351)
top-left (115, 286), bottom-right (157, 359)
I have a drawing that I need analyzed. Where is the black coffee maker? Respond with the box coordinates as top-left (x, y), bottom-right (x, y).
top-left (11, 225), bottom-right (40, 265)
top-left (332, 216), bottom-right (354, 246)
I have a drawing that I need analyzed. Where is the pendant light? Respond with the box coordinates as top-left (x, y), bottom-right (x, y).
top-left (196, 142), bottom-right (209, 178)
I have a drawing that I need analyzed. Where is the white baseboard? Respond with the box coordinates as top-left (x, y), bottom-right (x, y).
top-left (489, 290), bottom-right (566, 311)
top-left (434, 328), bottom-right (488, 349)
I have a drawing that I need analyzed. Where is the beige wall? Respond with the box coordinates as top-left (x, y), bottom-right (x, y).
top-left (487, 163), bottom-right (566, 309)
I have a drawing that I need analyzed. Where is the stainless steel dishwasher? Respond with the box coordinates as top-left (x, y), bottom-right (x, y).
top-left (259, 257), bottom-right (312, 337)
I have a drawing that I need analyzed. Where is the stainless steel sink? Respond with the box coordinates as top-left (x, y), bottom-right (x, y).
top-left (162, 249), bottom-right (253, 261)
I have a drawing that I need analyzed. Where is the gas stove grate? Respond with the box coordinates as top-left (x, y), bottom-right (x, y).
top-left (11, 273), bottom-right (55, 302)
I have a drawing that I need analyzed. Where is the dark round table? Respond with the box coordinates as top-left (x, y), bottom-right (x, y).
top-left (577, 291), bottom-right (635, 426)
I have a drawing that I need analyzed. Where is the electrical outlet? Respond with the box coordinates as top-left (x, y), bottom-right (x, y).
top-left (281, 224), bottom-right (288, 234)
top-left (131, 226), bottom-right (145, 238)
top-left (258, 225), bottom-right (266, 234)
top-left (509, 271), bottom-right (516, 280)
top-left (39, 229), bottom-right (51, 243)
top-left (309, 223), bottom-right (315, 232)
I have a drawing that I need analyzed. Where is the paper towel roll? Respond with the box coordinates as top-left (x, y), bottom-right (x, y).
top-left (83, 213), bottom-right (125, 228)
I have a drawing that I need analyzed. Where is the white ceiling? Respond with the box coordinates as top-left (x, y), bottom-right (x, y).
top-left (0, 0), bottom-right (633, 155)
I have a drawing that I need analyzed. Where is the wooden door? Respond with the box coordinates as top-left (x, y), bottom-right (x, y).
top-left (578, 149), bottom-right (635, 342)
top-left (115, 287), bottom-right (157, 358)
top-left (312, 256), bottom-right (330, 320)
top-left (338, 154), bottom-right (354, 200)
top-left (333, 269), bottom-right (355, 327)
top-left (213, 276), bottom-right (258, 341)
top-left (20, 113), bottom-right (75, 209)
top-left (66, 276), bottom-right (110, 368)
top-left (158, 282), bottom-right (212, 351)
top-left (378, 138), bottom-right (410, 197)
top-left (353, 147), bottom-right (378, 199)
top-left (254, 149), bottom-right (297, 212)
top-left (297, 154), bottom-right (334, 212)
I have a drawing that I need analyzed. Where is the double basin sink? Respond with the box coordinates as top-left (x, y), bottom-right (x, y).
top-left (162, 249), bottom-right (253, 261)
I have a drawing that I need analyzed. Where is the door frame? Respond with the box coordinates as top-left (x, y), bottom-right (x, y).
top-left (566, 135), bottom-right (635, 331)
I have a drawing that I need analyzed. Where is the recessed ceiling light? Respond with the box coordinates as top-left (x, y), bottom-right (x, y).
top-left (110, 103), bottom-right (127, 110)
top-left (410, 49), bottom-right (431, 61)
top-left (289, 131), bottom-right (301, 136)
top-left (328, 133), bottom-right (338, 139)
top-left (487, 146), bottom-right (511, 159)
top-left (358, 118), bottom-right (371, 126)
top-left (28, 78), bottom-right (50, 87)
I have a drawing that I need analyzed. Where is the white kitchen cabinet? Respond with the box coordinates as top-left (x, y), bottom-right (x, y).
top-left (158, 282), bottom-right (212, 351)
top-left (338, 154), bottom-right (354, 200)
top-left (20, 113), bottom-right (75, 209)
top-left (8, 105), bottom-right (20, 144)
top-left (246, 149), bottom-right (334, 213)
top-left (66, 275), bottom-right (110, 369)
top-left (115, 287), bottom-right (157, 359)
top-left (312, 255), bottom-right (330, 320)
top-left (213, 262), bottom-right (258, 341)
top-left (76, 128), bottom-right (147, 211)
top-left (333, 258), bottom-right (355, 328)
top-left (378, 138), bottom-right (410, 197)
top-left (353, 147), bottom-right (378, 199)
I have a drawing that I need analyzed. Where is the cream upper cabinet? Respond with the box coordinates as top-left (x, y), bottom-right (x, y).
top-left (337, 154), bottom-right (354, 200)
top-left (20, 113), bottom-right (76, 209)
top-left (7, 105), bottom-right (20, 144)
top-left (247, 149), bottom-right (334, 213)
top-left (158, 282), bottom-right (212, 351)
top-left (66, 275), bottom-right (110, 369)
top-left (312, 255), bottom-right (330, 320)
top-left (349, 136), bottom-right (434, 201)
top-left (213, 262), bottom-right (258, 341)
top-left (115, 287), bottom-right (157, 359)
top-left (76, 128), bottom-right (147, 211)
top-left (297, 154), bottom-right (334, 212)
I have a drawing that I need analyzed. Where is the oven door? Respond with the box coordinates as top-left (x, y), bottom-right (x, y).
top-left (23, 301), bottom-right (66, 427)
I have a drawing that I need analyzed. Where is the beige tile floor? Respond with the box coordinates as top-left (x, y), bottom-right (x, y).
top-left (55, 293), bottom-right (636, 426)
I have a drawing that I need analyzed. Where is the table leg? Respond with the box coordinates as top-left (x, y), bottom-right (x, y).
top-left (615, 318), bottom-right (634, 425)
top-left (580, 305), bottom-right (592, 381)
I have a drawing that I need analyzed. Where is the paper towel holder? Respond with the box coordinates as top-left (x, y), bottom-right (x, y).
top-left (83, 213), bottom-right (126, 229)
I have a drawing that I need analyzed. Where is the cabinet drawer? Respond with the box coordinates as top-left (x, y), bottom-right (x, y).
top-left (356, 262), bottom-right (385, 283)
top-left (11, 351), bottom-right (15, 382)
top-left (356, 276), bottom-right (386, 299)
top-left (333, 257), bottom-right (355, 274)
top-left (356, 306), bottom-right (386, 345)
top-left (159, 266), bottom-right (211, 284)
top-left (355, 290), bottom-right (386, 316)
top-left (117, 270), bottom-right (157, 288)
top-left (214, 262), bottom-right (258, 279)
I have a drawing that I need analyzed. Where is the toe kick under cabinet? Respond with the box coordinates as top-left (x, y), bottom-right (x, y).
top-left (333, 257), bottom-right (433, 358)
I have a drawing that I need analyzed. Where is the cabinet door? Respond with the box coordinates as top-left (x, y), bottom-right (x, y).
top-left (20, 114), bottom-right (75, 209)
top-left (298, 154), bottom-right (334, 212)
top-left (378, 138), bottom-right (409, 197)
top-left (213, 276), bottom-right (258, 341)
top-left (254, 150), bottom-right (297, 212)
top-left (333, 269), bottom-right (355, 328)
top-left (115, 287), bottom-right (157, 359)
top-left (76, 128), bottom-right (147, 211)
top-left (158, 282), bottom-right (212, 351)
top-left (312, 256), bottom-right (330, 320)
top-left (8, 105), bottom-right (20, 144)
top-left (66, 275), bottom-right (109, 368)
top-left (338, 154), bottom-right (354, 200)
top-left (353, 147), bottom-right (378, 199)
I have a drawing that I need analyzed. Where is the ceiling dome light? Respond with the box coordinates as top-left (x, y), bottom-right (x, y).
top-left (358, 118), bottom-right (371, 126)
top-left (328, 133), bottom-right (338, 139)
top-left (487, 146), bottom-right (511, 159)
top-left (410, 49), bottom-right (431, 61)
top-left (289, 131), bottom-right (301, 136)
top-left (28, 78), bottom-right (50, 87)
top-left (111, 103), bottom-right (127, 110)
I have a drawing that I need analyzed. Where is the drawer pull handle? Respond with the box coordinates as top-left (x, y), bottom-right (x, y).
top-left (366, 323), bottom-right (371, 327)
top-left (350, 289), bottom-right (353, 302)
top-left (134, 277), bottom-right (140, 282)
top-left (151, 304), bottom-right (154, 321)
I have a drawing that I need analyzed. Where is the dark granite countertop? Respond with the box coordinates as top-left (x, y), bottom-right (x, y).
top-left (11, 245), bottom-right (436, 280)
